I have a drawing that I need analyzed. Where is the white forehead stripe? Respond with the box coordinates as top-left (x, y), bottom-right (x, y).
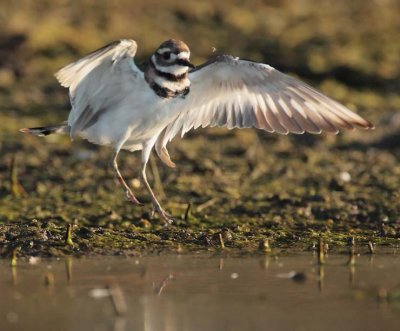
top-left (177, 51), bottom-right (190, 59)
top-left (157, 47), bottom-right (172, 54)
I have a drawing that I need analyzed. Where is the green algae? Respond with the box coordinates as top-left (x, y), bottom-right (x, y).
top-left (0, 0), bottom-right (399, 257)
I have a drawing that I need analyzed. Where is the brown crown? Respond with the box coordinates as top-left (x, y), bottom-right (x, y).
top-left (157, 39), bottom-right (190, 53)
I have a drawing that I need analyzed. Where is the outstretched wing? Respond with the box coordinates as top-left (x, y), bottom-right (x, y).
top-left (55, 39), bottom-right (143, 138)
top-left (155, 55), bottom-right (373, 166)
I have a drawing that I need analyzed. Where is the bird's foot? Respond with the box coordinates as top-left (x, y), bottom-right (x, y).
top-left (151, 204), bottom-right (174, 225)
top-left (126, 190), bottom-right (142, 205)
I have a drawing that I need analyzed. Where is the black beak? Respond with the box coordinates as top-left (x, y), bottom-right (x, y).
top-left (177, 59), bottom-right (195, 68)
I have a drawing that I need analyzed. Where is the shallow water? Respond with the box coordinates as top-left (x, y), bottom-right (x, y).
top-left (1, 252), bottom-right (400, 331)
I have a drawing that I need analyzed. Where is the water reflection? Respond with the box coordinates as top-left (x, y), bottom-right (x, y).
top-left (1, 252), bottom-right (399, 331)
top-left (11, 265), bottom-right (17, 286)
top-left (154, 274), bottom-right (174, 295)
top-left (318, 265), bottom-right (324, 292)
top-left (65, 257), bottom-right (72, 282)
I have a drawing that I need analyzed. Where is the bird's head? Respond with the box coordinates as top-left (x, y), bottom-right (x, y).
top-left (145, 39), bottom-right (194, 98)
top-left (152, 39), bottom-right (194, 73)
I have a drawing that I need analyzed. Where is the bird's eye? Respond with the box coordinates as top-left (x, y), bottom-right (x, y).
top-left (162, 52), bottom-right (171, 60)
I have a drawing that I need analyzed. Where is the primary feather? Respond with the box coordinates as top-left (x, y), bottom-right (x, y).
top-left (155, 55), bottom-right (373, 165)
top-left (55, 39), bottom-right (143, 140)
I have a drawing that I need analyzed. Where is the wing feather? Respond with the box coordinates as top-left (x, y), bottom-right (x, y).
top-left (55, 39), bottom-right (143, 138)
top-left (155, 55), bottom-right (373, 161)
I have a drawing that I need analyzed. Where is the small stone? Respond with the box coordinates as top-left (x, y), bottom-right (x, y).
top-left (28, 257), bottom-right (40, 265)
top-left (88, 288), bottom-right (111, 299)
top-left (220, 228), bottom-right (232, 241)
top-left (339, 171), bottom-right (351, 182)
top-left (277, 271), bottom-right (306, 283)
top-left (138, 219), bottom-right (151, 228)
top-left (292, 272), bottom-right (307, 283)
top-left (131, 178), bottom-right (141, 189)
top-left (108, 210), bottom-right (121, 221)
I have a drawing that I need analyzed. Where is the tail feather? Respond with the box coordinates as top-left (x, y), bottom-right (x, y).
top-left (20, 124), bottom-right (70, 136)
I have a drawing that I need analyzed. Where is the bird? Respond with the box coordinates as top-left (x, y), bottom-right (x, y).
top-left (20, 38), bottom-right (373, 223)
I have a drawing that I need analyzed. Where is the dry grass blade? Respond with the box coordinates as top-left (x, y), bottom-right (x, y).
top-left (9, 155), bottom-right (27, 198)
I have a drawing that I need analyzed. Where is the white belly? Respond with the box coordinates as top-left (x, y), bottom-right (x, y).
top-left (78, 86), bottom-right (184, 151)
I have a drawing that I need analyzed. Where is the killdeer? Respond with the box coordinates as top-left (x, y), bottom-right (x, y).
top-left (21, 39), bottom-right (373, 223)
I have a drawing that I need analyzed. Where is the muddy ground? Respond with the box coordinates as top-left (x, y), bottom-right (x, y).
top-left (0, 0), bottom-right (399, 257)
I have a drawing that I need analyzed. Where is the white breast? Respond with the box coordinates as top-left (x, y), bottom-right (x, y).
top-left (80, 82), bottom-right (186, 152)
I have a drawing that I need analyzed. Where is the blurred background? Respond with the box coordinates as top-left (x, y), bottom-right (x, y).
top-left (0, 0), bottom-right (399, 241)
top-left (1, 0), bottom-right (399, 118)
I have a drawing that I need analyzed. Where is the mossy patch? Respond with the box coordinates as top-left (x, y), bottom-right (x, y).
top-left (0, 0), bottom-right (399, 257)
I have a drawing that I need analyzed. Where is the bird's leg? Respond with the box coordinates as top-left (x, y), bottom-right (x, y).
top-left (111, 151), bottom-right (141, 205)
top-left (140, 160), bottom-right (172, 224)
